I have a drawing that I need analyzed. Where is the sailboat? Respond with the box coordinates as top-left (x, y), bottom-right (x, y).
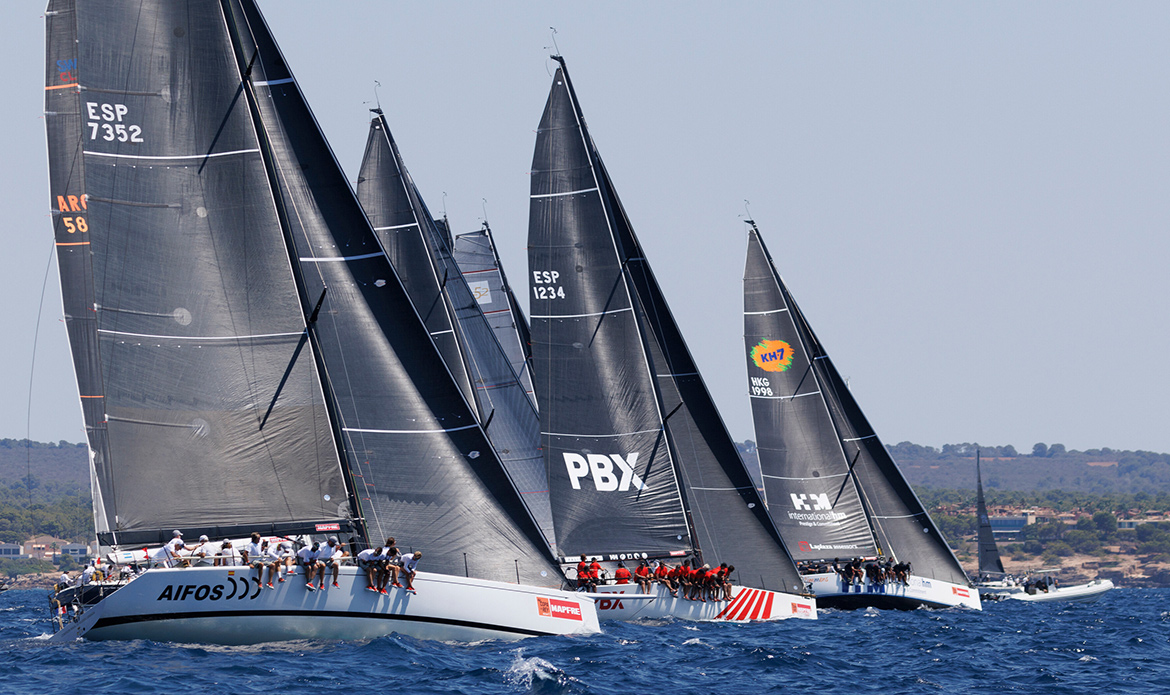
top-left (973, 453), bottom-right (1114, 603)
top-left (451, 223), bottom-right (538, 413)
top-left (743, 221), bottom-right (980, 610)
top-left (526, 56), bottom-right (815, 622)
top-left (44, 0), bottom-right (597, 643)
top-left (355, 111), bottom-right (555, 554)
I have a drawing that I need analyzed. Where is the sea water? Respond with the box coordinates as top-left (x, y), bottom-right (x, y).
top-left (1, 588), bottom-right (1166, 694)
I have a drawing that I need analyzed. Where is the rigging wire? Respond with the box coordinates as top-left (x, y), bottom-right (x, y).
top-left (25, 240), bottom-right (57, 517)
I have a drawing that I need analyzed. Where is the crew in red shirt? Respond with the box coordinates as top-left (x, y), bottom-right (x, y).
top-left (634, 560), bottom-right (652, 594)
top-left (614, 562), bottom-right (631, 585)
top-left (576, 554), bottom-right (596, 591)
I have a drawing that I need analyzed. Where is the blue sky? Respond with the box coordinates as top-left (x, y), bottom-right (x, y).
top-left (3, 1), bottom-right (1168, 454)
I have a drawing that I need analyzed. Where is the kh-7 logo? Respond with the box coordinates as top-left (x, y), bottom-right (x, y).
top-left (563, 453), bottom-right (646, 491)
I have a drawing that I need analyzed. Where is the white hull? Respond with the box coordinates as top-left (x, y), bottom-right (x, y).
top-left (50, 566), bottom-right (599, 644)
top-left (980, 578), bottom-right (1114, 603)
top-left (587, 583), bottom-right (816, 621)
top-left (805, 572), bottom-right (982, 610)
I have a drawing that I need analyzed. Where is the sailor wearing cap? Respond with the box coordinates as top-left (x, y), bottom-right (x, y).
top-left (189, 535), bottom-right (213, 566)
top-left (398, 551), bottom-right (422, 594)
top-left (275, 541), bottom-right (295, 582)
top-left (318, 536), bottom-right (345, 589)
top-left (162, 530), bottom-right (187, 568)
top-left (297, 541), bottom-right (321, 590)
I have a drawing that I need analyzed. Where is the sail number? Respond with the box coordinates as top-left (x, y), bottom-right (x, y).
top-left (751, 376), bottom-right (774, 396)
top-left (61, 216), bottom-right (88, 234)
top-left (85, 102), bottom-right (144, 143)
top-left (532, 270), bottom-right (566, 300)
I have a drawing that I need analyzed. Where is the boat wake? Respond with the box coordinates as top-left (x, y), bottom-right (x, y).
top-left (503, 649), bottom-right (573, 693)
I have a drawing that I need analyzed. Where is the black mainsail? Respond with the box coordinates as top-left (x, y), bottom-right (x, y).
top-left (356, 114), bottom-right (556, 555)
top-left (452, 224), bottom-right (537, 412)
top-left (529, 57), bottom-right (805, 594)
top-left (744, 223), bottom-right (969, 587)
top-left (976, 451), bottom-right (1005, 576)
top-left (46, 0), bottom-right (561, 586)
top-left (46, 0), bottom-right (352, 546)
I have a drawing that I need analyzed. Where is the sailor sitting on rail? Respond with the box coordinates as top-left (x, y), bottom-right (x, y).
top-left (357, 546), bottom-right (387, 594)
top-left (297, 541), bottom-right (322, 590)
top-left (316, 536), bottom-right (345, 590)
top-left (398, 551), bottom-right (421, 594)
top-left (214, 540), bottom-right (240, 567)
top-left (634, 560), bottom-right (652, 593)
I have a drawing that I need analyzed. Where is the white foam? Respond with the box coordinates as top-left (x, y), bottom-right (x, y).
top-left (503, 648), bottom-right (563, 690)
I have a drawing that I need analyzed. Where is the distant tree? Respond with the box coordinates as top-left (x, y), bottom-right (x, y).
top-left (1048, 443), bottom-right (1066, 457)
top-left (1092, 511), bottom-right (1118, 535)
top-left (1032, 443), bottom-right (1048, 457)
top-left (1001, 445), bottom-right (1018, 458)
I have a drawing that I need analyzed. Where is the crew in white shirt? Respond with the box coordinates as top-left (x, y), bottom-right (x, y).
top-left (163, 529), bottom-right (188, 567)
top-left (357, 546), bottom-right (386, 594)
top-left (188, 535), bottom-right (213, 566)
top-left (215, 540), bottom-right (239, 567)
top-left (317, 536), bottom-right (345, 590)
top-left (242, 532), bottom-right (279, 588)
top-left (275, 541), bottom-right (296, 582)
top-left (297, 541), bottom-right (321, 590)
top-left (398, 551), bottom-right (422, 594)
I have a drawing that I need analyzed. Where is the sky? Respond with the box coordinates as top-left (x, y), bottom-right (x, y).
top-left (2, 1), bottom-right (1169, 455)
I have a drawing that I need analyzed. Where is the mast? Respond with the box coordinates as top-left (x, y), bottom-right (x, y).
top-left (976, 450), bottom-right (1005, 575)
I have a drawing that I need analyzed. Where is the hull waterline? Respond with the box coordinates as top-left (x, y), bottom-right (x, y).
top-left (50, 566), bottom-right (599, 644)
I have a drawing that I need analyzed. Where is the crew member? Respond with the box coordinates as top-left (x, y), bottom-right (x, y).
top-left (297, 541), bottom-right (321, 590)
top-left (318, 536), bottom-right (345, 589)
top-left (399, 551), bottom-right (422, 593)
top-left (613, 562), bottom-right (631, 585)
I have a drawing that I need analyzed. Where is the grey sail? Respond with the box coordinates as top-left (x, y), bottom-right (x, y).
top-left (452, 225), bottom-right (537, 412)
top-left (976, 452), bottom-right (1005, 575)
top-left (356, 114), bottom-right (556, 555)
top-left (222, 0), bottom-right (561, 585)
top-left (745, 224), bottom-right (969, 587)
top-left (48, 0), bottom-right (354, 546)
top-left (593, 159), bottom-right (806, 593)
top-left (529, 60), bottom-right (693, 559)
top-left (354, 115), bottom-right (479, 416)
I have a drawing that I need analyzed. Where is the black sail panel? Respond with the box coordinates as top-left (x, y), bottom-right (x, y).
top-left (744, 229), bottom-right (878, 560)
top-left (598, 164), bottom-right (805, 593)
top-left (976, 454), bottom-right (1004, 575)
top-left (355, 118), bottom-right (478, 415)
top-left (529, 66), bottom-right (691, 559)
top-left (452, 226), bottom-right (538, 411)
top-left (45, 0), bottom-right (112, 535)
top-left (56, 0), bottom-right (352, 541)
top-left (225, 0), bottom-right (560, 585)
top-left (356, 117), bottom-right (555, 556)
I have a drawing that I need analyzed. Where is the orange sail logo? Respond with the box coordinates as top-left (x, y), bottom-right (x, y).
top-left (750, 339), bottom-right (794, 373)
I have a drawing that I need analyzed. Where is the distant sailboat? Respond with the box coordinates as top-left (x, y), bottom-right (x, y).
top-left (44, 0), bottom-right (597, 643)
top-left (743, 221), bottom-right (979, 610)
top-left (526, 56), bottom-right (815, 622)
top-left (973, 453), bottom-right (1114, 603)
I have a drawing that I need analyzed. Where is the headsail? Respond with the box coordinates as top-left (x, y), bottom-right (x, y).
top-left (745, 223), bottom-right (970, 586)
top-left (356, 114), bottom-right (555, 555)
top-left (452, 224), bottom-right (537, 412)
top-left (221, 0), bottom-right (561, 585)
top-left (46, 0), bottom-right (353, 546)
top-left (976, 451), bottom-right (1005, 575)
top-left (528, 59), bottom-right (692, 559)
